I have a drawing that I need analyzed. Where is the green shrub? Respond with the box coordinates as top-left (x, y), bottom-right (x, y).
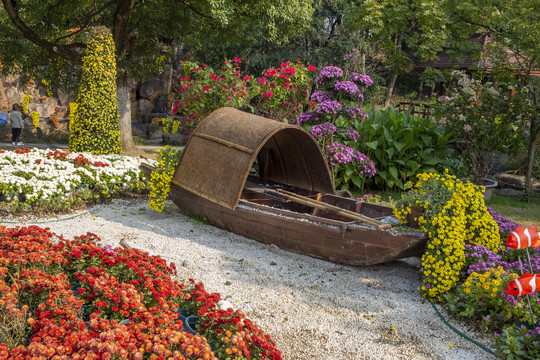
top-left (354, 105), bottom-right (453, 190)
top-left (69, 26), bottom-right (121, 154)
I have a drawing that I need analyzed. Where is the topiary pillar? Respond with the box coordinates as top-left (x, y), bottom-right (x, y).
top-left (69, 26), bottom-right (122, 154)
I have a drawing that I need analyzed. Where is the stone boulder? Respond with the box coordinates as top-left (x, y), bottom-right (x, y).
top-left (142, 113), bottom-right (167, 124)
top-left (0, 82), bottom-right (7, 109)
top-left (132, 122), bottom-right (150, 136)
top-left (29, 102), bottom-right (57, 118)
top-left (138, 78), bottom-right (168, 99)
top-left (138, 99), bottom-right (152, 117)
top-left (162, 133), bottom-right (189, 145)
top-left (5, 87), bottom-right (23, 108)
top-left (56, 89), bottom-right (74, 107)
top-left (131, 100), bottom-right (141, 122)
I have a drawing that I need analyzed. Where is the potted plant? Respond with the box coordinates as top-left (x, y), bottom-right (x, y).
top-left (432, 71), bottom-right (521, 197)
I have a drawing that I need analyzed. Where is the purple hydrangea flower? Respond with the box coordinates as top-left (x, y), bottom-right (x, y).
top-left (296, 111), bottom-right (319, 126)
top-left (334, 80), bottom-right (362, 98)
top-left (353, 151), bottom-right (376, 177)
top-left (326, 142), bottom-right (354, 166)
top-left (310, 122), bottom-right (337, 138)
top-left (341, 127), bottom-right (359, 142)
top-left (311, 91), bottom-right (330, 103)
top-left (346, 106), bottom-right (366, 119)
top-left (350, 73), bottom-right (373, 87)
top-left (316, 100), bottom-right (342, 115)
top-left (316, 66), bottom-right (344, 85)
top-left (325, 142), bottom-right (376, 178)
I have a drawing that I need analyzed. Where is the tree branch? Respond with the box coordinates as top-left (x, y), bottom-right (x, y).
top-left (1, 0), bottom-right (83, 62)
top-left (0, 24), bottom-right (26, 39)
top-left (180, 0), bottom-right (213, 19)
top-left (53, 0), bottom-right (117, 44)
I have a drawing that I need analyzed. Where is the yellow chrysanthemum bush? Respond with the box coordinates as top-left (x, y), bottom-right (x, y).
top-left (148, 146), bottom-right (183, 212)
top-left (394, 170), bottom-right (501, 301)
top-left (31, 111), bottom-right (39, 129)
top-left (69, 26), bottom-right (121, 154)
top-left (21, 94), bottom-right (32, 115)
top-left (444, 267), bottom-right (514, 321)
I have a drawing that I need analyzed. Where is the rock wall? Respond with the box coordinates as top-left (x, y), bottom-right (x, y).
top-left (0, 67), bottom-right (181, 139)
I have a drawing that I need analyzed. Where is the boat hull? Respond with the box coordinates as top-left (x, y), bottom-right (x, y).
top-left (170, 185), bottom-right (427, 266)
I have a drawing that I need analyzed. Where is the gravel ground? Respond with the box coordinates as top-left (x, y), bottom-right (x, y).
top-left (4, 198), bottom-right (498, 360)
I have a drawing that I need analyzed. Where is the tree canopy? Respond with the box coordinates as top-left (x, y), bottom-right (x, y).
top-left (0, 0), bottom-right (314, 150)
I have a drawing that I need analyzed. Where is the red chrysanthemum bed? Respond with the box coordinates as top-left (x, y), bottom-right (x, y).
top-left (0, 225), bottom-right (281, 360)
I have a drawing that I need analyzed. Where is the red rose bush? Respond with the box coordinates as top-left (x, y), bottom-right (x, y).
top-left (0, 225), bottom-right (282, 360)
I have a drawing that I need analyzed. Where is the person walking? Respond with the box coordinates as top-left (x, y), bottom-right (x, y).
top-left (10, 104), bottom-right (24, 146)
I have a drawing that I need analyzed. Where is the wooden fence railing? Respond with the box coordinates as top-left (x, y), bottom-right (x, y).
top-left (397, 102), bottom-right (431, 119)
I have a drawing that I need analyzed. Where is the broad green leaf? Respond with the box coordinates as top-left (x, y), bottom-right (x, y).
top-left (394, 141), bottom-right (406, 152)
top-left (366, 140), bottom-right (378, 150)
top-left (389, 166), bottom-right (398, 180)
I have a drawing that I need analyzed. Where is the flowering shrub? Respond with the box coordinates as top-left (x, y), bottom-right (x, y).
top-left (172, 59), bottom-right (251, 127)
top-left (432, 70), bottom-right (522, 181)
top-left (0, 225), bottom-right (282, 359)
top-left (148, 146), bottom-right (183, 212)
top-left (30, 111), bottom-right (39, 129)
top-left (297, 50), bottom-right (375, 191)
top-left (252, 60), bottom-right (317, 122)
top-left (69, 26), bottom-right (122, 155)
top-left (21, 94), bottom-right (32, 115)
top-left (325, 142), bottom-right (375, 192)
top-left (0, 148), bottom-right (152, 213)
top-left (394, 171), bottom-right (500, 300)
top-left (443, 219), bottom-right (540, 359)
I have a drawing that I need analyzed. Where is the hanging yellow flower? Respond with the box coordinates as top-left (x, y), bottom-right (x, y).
top-left (148, 146), bottom-right (182, 212)
top-left (394, 170), bottom-right (500, 301)
top-left (22, 94), bottom-right (33, 115)
top-left (31, 111), bottom-right (40, 129)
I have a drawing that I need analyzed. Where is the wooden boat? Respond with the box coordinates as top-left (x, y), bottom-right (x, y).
top-left (141, 108), bottom-right (427, 266)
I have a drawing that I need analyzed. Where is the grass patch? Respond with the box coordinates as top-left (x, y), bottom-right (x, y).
top-left (488, 193), bottom-right (540, 228)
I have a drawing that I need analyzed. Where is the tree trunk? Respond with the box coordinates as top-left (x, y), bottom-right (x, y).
top-left (384, 31), bottom-right (404, 108)
top-left (384, 73), bottom-right (398, 107)
top-left (117, 76), bottom-right (136, 153)
top-left (524, 123), bottom-right (538, 200)
top-left (417, 79), bottom-right (424, 101)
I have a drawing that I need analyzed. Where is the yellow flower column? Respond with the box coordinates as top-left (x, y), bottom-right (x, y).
top-left (69, 26), bottom-right (121, 154)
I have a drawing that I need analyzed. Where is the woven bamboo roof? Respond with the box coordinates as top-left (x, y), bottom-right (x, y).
top-left (172, 107), bottom-right (335, 209)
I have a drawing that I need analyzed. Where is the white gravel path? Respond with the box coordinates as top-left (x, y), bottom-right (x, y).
top-left (4, 198), bottom-right (498, 360)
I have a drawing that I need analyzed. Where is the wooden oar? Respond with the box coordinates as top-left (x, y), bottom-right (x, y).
top-left (311, 193), bottom-right (323, 216)
top-left (271, 189), bottom-right (392, 230)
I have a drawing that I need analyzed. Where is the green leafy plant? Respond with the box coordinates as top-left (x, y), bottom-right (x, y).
top-left (355, 105), bottom-right (454, 190)
top-left (495, 323), bottom-right (540, 360)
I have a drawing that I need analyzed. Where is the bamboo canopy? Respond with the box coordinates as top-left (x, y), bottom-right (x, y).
top-left (172, 107), bottom-right (335, 209)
